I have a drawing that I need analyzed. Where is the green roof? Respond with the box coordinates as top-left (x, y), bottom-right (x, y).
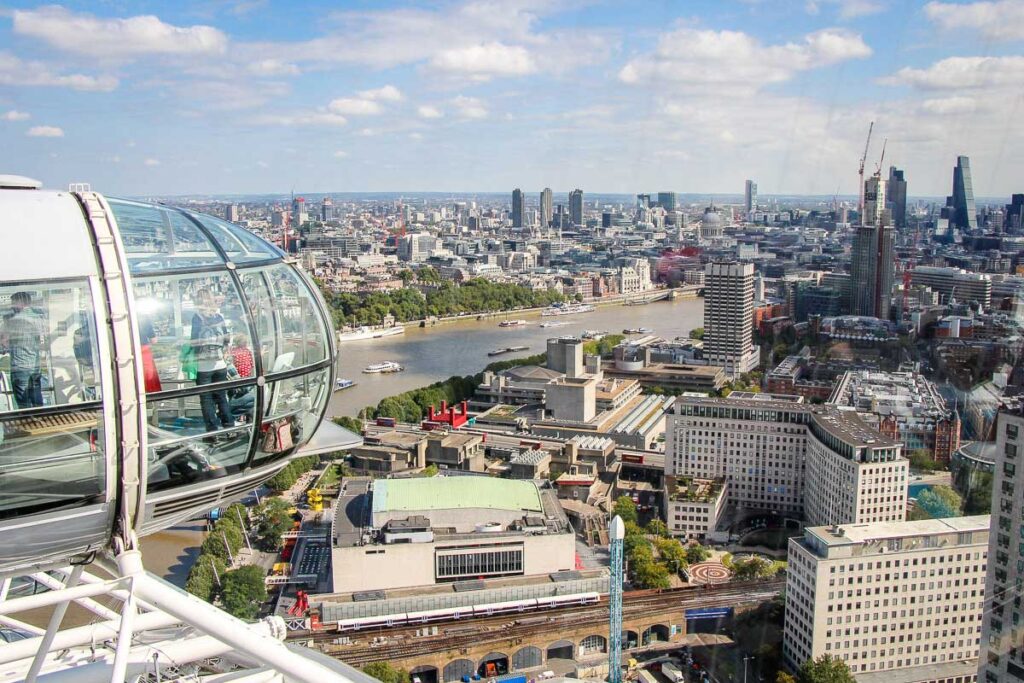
top-left (372, 477), bottom-right (544, 515)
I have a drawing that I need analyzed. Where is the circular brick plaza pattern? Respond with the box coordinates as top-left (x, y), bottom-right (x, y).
top-left (688, 561), bottom-right (733, 584)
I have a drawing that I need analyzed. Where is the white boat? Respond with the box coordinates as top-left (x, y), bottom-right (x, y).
top-left (337, 325), bottom-right (405, 343)
top-left (581, 330), bottom-right (607, 340)
top-left (541, 303), bottom-right (595, 317)
top-left (540, 321), bottom-right (569, 328)
top-left (362, 361), bottom-right (404, 374)
top-left (499, 319), bottom-right (527, 328)
top-left (334, 378), bottom-right (356, 391)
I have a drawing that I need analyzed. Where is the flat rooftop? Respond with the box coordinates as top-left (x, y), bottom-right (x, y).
top-left (806, 515), bottom-right (990, 548)
top-left (371, 477), bottom-right (544, 515)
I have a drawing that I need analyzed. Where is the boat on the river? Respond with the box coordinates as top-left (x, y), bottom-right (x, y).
top-left (581, 330), bottom-right (607, 340)
top-left (540, 321), bottom-right (568, 328)
top-left (363, 361), bottom-right (404, 374)
top-left (334, 378), bottom-right (356, 391)
top-left (488, 345), bottom-right (529, 357)
top-left (623, 327), bottom-right (653, 335)
top-left (499, 319), bottom-right (527, 328)
top-left (337, 325), bottom-right (405, 343)
top-left (541, 303), bottom-right (595, 317)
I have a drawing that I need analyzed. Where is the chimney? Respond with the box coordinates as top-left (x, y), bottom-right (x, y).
top-left (441, 400), bottom-right (448, 414)
top-left (461, 400), bottom-right (468, 416)
top-left (428, 406), bottom-right (435, 421)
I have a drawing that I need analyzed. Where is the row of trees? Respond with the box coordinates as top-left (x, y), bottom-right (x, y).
top-left (266, 454), bottom-right (322, 492)
top-left (371, 374), bottom-right (479, 423)
top-left (322, 279), bottom-right (567, 327)
top-left (582, 334), bottom-right (625, 357)
top-left (184, 504), bottom-right (269, 620)
top-left (908, 484), bottom-right (964, 520)
top-left (613, 496), bottom-right (711, 589)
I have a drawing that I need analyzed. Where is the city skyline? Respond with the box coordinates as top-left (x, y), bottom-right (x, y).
top-left (2, 0), bottom-right (1023, 197)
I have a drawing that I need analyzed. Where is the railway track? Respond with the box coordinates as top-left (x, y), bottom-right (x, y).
top-left (307, 580), bottom-right (783, 666)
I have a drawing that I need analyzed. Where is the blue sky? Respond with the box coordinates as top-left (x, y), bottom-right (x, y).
top-left (1, 0), bottom-right (1022, 197)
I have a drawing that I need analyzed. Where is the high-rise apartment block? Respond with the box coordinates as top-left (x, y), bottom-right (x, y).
top-left (666, 394), bottom-right (907, 536)
top-left (511, 188), bottom-right (524, 228)
top-left (225, 204), bottom-right (240, 222)
top-left (569, 189), bottom-right (584, 227)
top-left (786, 516), bottom-right (989, 680)
top-left (952, 156), bottom-right (978, 231)
top-left (745, 180), bottom-right (757, 213)
top-left (887, 166), bottom-right (907, 229)
top-left (540, 187), bottom-right (553, 228)
top-left (851, 175), bottom-right (895, 319)
top-left (703, 261), bottom-right (758, 378)
top-left (978, 408), bottom-right (1024, 682)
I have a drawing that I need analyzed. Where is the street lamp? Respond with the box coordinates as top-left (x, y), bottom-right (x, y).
top-left (743, 655), bottom-right (755, 683)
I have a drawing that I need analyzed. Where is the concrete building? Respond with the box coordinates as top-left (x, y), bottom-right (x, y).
top-left (703, 261), bottom-right (758, 379)
top-left (547, 337), bottom-right (585, 378)
top-left (664, 476), bottom-right (727, 541)
top-left (909, 267), bottom-right (992, 309)
top-left (666, 393), bottom-right (907, 529)
top-left (744, 180), bottom-right (757, 213)
top-left (977, 408), bottom-right (1024, 682)
top-left (348, 431), bottom-right (428, 474)
top-left (332, 477), bottom-right (575, 592)
top-left (540, 187), bottom-right (553, 228)
top-left (785, 516), bottom-right (989, 681)
top-left (829, 371), bottom-right (962, 462)
top-left (511, 188), bottom-right (524, 228)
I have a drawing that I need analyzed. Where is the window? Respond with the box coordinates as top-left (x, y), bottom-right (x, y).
top-left (109, 199), bottom-right (223, 273)
top-left (0, 281), bottom-right (106, 517)
top-left (435, 546), bottom-right (524, 579)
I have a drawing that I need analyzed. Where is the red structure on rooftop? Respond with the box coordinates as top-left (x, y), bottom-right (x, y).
top-left (424, 400), bottom-right (469, 429)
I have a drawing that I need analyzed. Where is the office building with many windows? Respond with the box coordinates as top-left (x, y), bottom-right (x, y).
top-left (665, 393), bottom-right (907, 535)
top-left (978, 408), bottom-right (1024, 682)
top-left (785, 516), bottom-right (989, 681)
top-left (703, 261), bottom-right (759, 379)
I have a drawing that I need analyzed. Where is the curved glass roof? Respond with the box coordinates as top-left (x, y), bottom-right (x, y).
top-left (108, 198), bottom-right (285, 274)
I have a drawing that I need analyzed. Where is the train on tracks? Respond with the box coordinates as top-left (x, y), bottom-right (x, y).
top-left (336, 592), bottom-right (600, 631)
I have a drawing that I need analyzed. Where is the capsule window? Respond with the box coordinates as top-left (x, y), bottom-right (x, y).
top-left (254, 367), bottom-right (329, 466)
top-left (109, 199), bottom-right (222, 273)
top-left (0, 281), bottom-right (105, 518)
top-left (190, 213), bottom-right (284, 264)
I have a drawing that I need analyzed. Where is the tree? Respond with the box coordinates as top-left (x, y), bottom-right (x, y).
top-left (965, 471), bottom-right (993, 514)
top-left (655, 537), bottom-right (688, 572)
top-left (646, 519), bottom-right (669, 538)
top-left (220, 565), bottom-right (268, 621)
top-left (688, 327), bottom-right (704, 340)
top-left (254, 498), bottom-right (294, 550)
top-left (685, 544), bottom-right (711, 564)
top-left (796, 654), bottom-right (855, 683)
top-left (422, 464), bottom-right (439, 477)
top-left (908, 450), bottom-right (944, 472)
top-left (200, 520), bottom-right (245, 562)
top-left (915, 485), bottom-right (962, 519)
top-left (396, 269), bottom-right (415, 284)
top-left (776, 673), bottom-right (797, 683)
top-left (333, 415), bottom-right (363, 434)
top-left (185, 554), bottom-right (227, 602)
top-left (632, 559), bottom-right (671, 589)
top-left (732, 556), bottom-right (775, 581)
top-left (363, 662), bottom-right (411, 683)
top-left (613, 496), bottom-right (638, 524)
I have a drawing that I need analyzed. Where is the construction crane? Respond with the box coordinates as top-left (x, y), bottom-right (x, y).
top-left (858, 121), bottom-right (874, 219)
top-left (875, 137), bottom-right (888, 176)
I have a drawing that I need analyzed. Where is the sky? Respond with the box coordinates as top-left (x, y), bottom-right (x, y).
top-left (1, 0), bottom-right (1023, 198)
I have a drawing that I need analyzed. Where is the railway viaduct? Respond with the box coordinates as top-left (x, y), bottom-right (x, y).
top-left (310, 580), bottom-right (783, 683)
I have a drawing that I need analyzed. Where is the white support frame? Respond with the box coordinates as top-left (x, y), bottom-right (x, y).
top-left (0, 550), bottom-right (379, 683)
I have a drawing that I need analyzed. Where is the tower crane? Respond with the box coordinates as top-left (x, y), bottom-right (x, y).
top-left (858, 121), bottom-right (874, 219)
top-left (875, 137), bottom-right (888, 176)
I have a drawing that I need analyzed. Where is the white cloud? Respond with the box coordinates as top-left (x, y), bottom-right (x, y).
top-left (328, 98), bottom-right (383, 116)
top-left (417, 105), bottom-right (444, 119)
top-left (2, 110), bottom-right (30, 121)
top-left (247, 59), bottom-right (300, 76)
top-left (619, 27), bottom-right (871, 87)
top-left (812, 0), bottom-right (886, 18)
top-left (881, 56), bottom-right (1024, 90)
top-left (429, 42), bottom-right (536, 79)
top-left (925, 0), bottom-right (1024, 42)
top-left (256, 160), bottom-right (270, 168)
top-left (409, 132), bottom-right (424, 141)
top-left (26, 125), bottom-right (63, 137)
top-left (144, 158), bottom-right (161, 166)
top-left (333, 150), bottom-right (349, 158)
top-left (0, 52), bottom-right (118, 91)
top-left (250, 111), bottom-right (349, 127)
top-left (452, 95), bottom-right (488, 119)
top-left (12, 6), bottom-right (228, 59)
top-left (920, 96), bottom-right (981, 115)
top-left (358, 85), bottom-right (403, 101)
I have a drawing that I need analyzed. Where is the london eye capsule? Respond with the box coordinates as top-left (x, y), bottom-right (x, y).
top-left (0, 177), bottom-right (359, 576)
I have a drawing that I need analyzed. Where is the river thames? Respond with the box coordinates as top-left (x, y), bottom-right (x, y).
top-left (141, 296), bottom-right (704, 584)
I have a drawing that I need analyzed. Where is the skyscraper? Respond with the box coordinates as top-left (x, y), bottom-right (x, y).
top-left (511, 188), bottom-right (524, 228)
top-left (320, 197), bottom-right (333, 222)
top-left (569, 189), bottom-right (583, 227)
top-left (978, 407), bottom-right (1024, 683)
top-left (851, 174), bottom-right (895, 319)
top-left (703, 261), bottom-right (758, 378)
top-left (744, 180), bottom-right (757, 213)
top-left (887, 166), bottom-right (907, 228)
top-left (952, 155), bottom-right (978, 230)
top-left (225, 204), bottom-right (240, 222)
top-left (657, 191), bottom-right (676, 212)
top-left (540, 187), bottom-right (553, 228)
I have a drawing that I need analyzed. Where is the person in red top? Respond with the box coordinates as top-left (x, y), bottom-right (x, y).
top-left (229, 334), bottom-right (254, 378)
